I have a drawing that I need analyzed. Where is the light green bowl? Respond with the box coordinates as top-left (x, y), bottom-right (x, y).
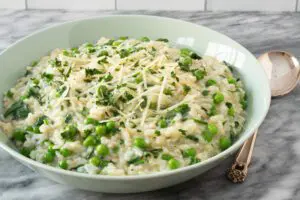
top-left (0, 15), bottom-right (270, 193)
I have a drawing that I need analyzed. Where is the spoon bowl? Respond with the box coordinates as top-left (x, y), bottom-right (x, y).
top-left (258, 51), bottom-right (300, 96)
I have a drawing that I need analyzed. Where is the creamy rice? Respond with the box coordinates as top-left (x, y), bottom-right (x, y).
top-left (0, 37), bottom-right (247, 175)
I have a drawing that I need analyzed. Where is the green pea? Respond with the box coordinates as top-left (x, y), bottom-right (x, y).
top-left (106, 121), bottom-right (116, 132)
top-left (213, 92), bottom-right (224, 104)
top-left (89, 156), bottom-right (101, 166)
top-left (219, 137), bottom-right (232, 150)
top-left (202, 130), bottom-right (214, 142)
top-left (193, 70), bottom-right (205, 80)
top-left (84, 117), bottom-right (98, 125)
top-left (140, 37), bottom-right (150, 42)
top-left (13, 129), bottom-right (26, 142)
top-left (95, 144), bottom-right (109, 157)
top-left (206, 79), bottom-right (217, 87)
top-left (168, 158), bottom-right (180, 170)
top-left (228, 107), bottom-right (235, 116)
top-left (20, 147), bottom-right (32, 157)
top-left (202, 90), bottom-right (209, 96)
top-left (133, 137), bottom-right (147, 149)
top-left (158, 119), bottom-right (167, 128)
top-left (95, 125), bottom-right (107, 136)
top-left (179, 57), bottom-right (192, 71)
top-left (227, 77), bottom-right (236, 84)
top-left (161, 153), bottom-right (173, 161)
top-left (59, 160), bottom-right (68, 169)
top-left (60, 148), bottom-right (71, 157)
top-left (65, 125), bottom-right (78, 136)
top-left (83, 135), bottom-right (96, 147)
top-left (207, 123), bottom-right (218, 135)
top-left (183, 148), bottom-right (196, 158)
top-left (180, 48), bottom-right (192, 57)
top-left (48, 145), bottom-right (56, 156)
top-left (42, 151), bottom-right (55, 163)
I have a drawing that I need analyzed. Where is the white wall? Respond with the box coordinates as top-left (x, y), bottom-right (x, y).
top-left (0, 0), bottom-right (299, 11)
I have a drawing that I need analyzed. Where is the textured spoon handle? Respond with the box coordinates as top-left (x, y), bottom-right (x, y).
top-left (227, 130), bottom-right (258, 183)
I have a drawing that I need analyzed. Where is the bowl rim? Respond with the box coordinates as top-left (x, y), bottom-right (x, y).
top-left (0, 14), bottom-right (271, 180)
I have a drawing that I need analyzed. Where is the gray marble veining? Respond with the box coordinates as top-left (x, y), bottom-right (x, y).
top-left (0, 10), bottom-right (300, 200)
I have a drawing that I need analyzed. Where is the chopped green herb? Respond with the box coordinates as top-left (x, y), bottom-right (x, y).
top-left (85, 68), bottom-right (103, 76)
top-left (156, 38), bottom-right (169, 42)
top-left (182, 148), bottom-right (196, 158)
top-left (140, 37), bottom-right (150, 42)
top-left (163, 88), bottom-right (173, 96)
top-left (148, 149), bottom-right (163, 158)
top-left (119, 36), bottom-right (128, 40)
top-left (185, 135), bottom-right (199, 142)
top-left (56, 86), bottom-right (67, 97)
top-left (42, 73), bottom-right (54, 82)
top-left (97, 50), bottom-right (109, 57)
top-left (104, 73), bottom-right (113, 82)
top-left (202, 90), bottom-right (209, 96)
top-left (64, 114), bottom-right (72, 124)
top-left (179, 57), bottom-right (192, 71)
top-left (97, 57), bottom-right (108, 65)
top-left (161, 153), bottom-right (173, 161)
top-left (158, 118), bottom-right (168, 128)
top-left (13, 129), bottom-right (27, 142)
top-left (193, 118), bottom-right (207, 125)
top-left (4, 100), bottom-right (30, 120)
top-left (127, 157), bottom-right (145, 165)
top-left (119, 49), bottom-right (130, 58)
top-left (183, 84), bottom-right (191, 94)
top-left (154, 130), bottom-right (161, 136)
top-left (6, 90), bottom-right (14, 98)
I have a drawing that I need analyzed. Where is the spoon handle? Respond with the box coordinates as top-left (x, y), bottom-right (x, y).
top-left (227, 130), bottom-right (258, 183)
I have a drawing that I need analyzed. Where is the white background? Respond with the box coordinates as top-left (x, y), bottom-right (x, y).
top-left (0, 0), bottom-right (299, 11)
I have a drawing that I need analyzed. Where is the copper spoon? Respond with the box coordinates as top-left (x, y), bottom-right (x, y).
top-left (227, 51), bottom-right (300, 183)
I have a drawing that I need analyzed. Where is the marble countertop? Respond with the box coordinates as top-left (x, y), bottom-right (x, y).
top-left (1, 10), bottom-right (300, 200)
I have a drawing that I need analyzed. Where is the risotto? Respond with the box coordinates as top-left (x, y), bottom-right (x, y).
top-left (0, 37), bottom-right (247, 175)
